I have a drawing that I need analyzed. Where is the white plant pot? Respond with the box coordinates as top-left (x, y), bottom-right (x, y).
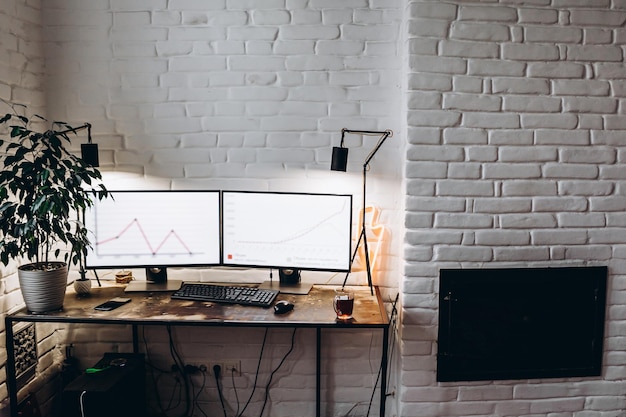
top-left (73, 278), bottom-right (92, 295)
top-left (18, 262), bottom-right (68, 314)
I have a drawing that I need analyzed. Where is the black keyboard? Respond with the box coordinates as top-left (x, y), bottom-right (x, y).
top-left (171, 283), bottom-right (279, 308)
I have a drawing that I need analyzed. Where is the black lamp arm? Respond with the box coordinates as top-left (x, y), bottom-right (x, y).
top-left (57, 122), bottom-right (93, 143)
top-left (340, 128), bottom-right (393, 165)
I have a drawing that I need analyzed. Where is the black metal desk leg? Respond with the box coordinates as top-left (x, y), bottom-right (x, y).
top-left (132, 324), bottom-right (139, 353)
top-left (316, 327), bottom-right (321, 417)
top-left (380, 325), bottom-right (389, 417)
top-left (5, 317), bottom-right (18, 417)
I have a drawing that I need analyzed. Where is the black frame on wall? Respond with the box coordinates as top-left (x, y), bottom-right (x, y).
top-left (437, 265), bottom-right (607, 382)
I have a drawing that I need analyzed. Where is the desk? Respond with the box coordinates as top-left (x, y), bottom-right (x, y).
top-left (5, 284), bottom-right (390, 417)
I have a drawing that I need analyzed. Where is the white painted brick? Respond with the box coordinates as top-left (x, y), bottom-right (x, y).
top-left (502, 181), bottom-right (557, 196)
top-left (245, 40), bottom-right (274, 55)
top-left (448, 163), bottom-right (481, 179)
top-left (440, 40), bottom-right (499, 58)
top-left (484, 163), bottom-right (542, 179)
top-left (292, 9), bottom-right (322, 25)
top-left (443, 128), bottom-right (487, 144)
top-left (493, 77), bottom-right (550, 94)
top-left (560, 147), bottom-right (617, 164)
top-left (585, 27), bottom-right (614, 44)
top-left (526, 26), bottom-right (583, 43)
top-left (560, 180), bottom-right (614, 196)
top-left (443, 93), bottom-right (501, 111)
top-left (568, 45), bottom-right (623, 62)
top-left (521, 114), bottom-right (579, 129)
top-left (489, 129), bottom-right (533, 145)
top-left (451, 21), bottom-right (510, 41)
top-left (502, 43), bottom-right (560, 61)
top-left (564, 96), bottom-right (618, 113)
top-left (500, 146), bottom-right (558, 162)
top-left (408, 19), bottom-right (451, 39)
top-left (469, 59), bottom-right (526, 76)
top-left (528, 61), bottom-right (585, 78)
top-left (435, 213), bottom-right (493, 228)
top-left (544, 163), bottom-right (599, 179)
top-left (408, 38), bottom-right (437, 56)
top-left (411, 55), bottom-right (467, 74)
top-left (408, 73), bottom-right (452, 91)
top-left (459, 5), bottom-right (517, 22)
top-left (273, 40), bottom-right (314, 55)
top-left (503, 96), bottom-right (561, 113)
top-left (462, 112), bottom-right (520, 129)
top-left (571, 9), bottom-right (626, 26)
top-left (438, 180), bottom-right (494, 197)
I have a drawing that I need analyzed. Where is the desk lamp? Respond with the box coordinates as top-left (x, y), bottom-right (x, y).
top-left (331, 128), bottom-right (392, 295)
top-left (56, 122), bottom-right (100, 167)
top-left (59, 122), bottom-right (102, 286)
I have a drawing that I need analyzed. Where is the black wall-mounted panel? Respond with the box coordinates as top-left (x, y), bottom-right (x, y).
top-left (437, 266), bottom-right (607, 382)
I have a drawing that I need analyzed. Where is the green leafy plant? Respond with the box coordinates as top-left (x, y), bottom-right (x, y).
top-left (0, 105), bottom-right (110, 271)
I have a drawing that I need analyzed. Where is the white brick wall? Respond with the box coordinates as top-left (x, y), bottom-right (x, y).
top-left (1, 1), bottom-right (404, 416)
top-left (405, 1), bottom-right (626, 417)
top-left (7, 0), bottom-right (626, 416)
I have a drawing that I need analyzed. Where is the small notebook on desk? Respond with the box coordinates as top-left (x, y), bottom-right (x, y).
top-left (125, 280), bottom-right (183, 292)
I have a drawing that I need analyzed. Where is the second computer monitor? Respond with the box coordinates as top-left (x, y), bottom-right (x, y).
top-left (222, 191), bottom-right (353, 272)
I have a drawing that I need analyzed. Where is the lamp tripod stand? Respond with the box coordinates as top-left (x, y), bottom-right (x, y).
top-left (331, 128), bottom-right (392, 295)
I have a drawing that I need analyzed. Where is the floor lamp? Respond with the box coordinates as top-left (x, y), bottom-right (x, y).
top-left (331, 128), bottom-right (392, 295)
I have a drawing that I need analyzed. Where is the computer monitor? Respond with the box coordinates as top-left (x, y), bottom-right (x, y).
top-left (222, 191), bottom-right (352, 292)
top-left (84, 190), bottom-right (221, 290)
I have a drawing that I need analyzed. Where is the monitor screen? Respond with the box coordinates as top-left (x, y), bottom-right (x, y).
top-left (222, 191), bottom-right (353, 272)
top-left (84, 190), bottom-right (221, 269)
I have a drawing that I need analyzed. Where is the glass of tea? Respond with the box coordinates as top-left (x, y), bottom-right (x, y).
top-left (333, 289), bottom-right (354, 320)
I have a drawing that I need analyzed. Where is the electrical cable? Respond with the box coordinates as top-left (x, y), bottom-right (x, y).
top-left (231, 367), bottom-right (241, 417)
top-left (79, 390), bottom-right (87, 417)
top-left (258, 328), bottom-right (297, 417)
top-left (237, 328), bottom-right (269, 417)
top-left (167, 324), bottom-right (192, 417)
top-left (192, 368), bottom-right (209, 417)
top-left (214, 365), bottom-right (228, 417)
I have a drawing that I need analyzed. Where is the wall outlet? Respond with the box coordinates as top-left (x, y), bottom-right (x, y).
top-left (208, 360), bottom-right (241, 377)
top-left (182, 363), bottom-right (208, 374)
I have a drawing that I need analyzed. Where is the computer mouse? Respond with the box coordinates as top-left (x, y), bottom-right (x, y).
top-left (274, 300), bottom-right (294, 314)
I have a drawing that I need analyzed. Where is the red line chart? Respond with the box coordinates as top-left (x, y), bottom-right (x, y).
top-left (96, 218), bottom-right (193, 255)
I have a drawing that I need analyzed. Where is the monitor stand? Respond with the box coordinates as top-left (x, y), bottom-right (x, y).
top-left (124, 267), bottom-right (182, 293)
top-left (258, 280), bottom-right (312, 295)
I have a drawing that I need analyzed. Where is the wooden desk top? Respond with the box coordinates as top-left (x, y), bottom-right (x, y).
top-left (8, 283), bottom-right (389, 329)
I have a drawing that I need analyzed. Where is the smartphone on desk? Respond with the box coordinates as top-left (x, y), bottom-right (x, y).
top-left (94, 297), bottom-right (131, 311)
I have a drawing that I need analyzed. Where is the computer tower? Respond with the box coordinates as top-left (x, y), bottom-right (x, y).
top-left (62, 352), bottom-right (145, 417)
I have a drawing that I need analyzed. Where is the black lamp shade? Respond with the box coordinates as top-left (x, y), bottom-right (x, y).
top-left (331, 146), bottom-right (348, 172)
top-left (81, 143), bottom-right (100, 167)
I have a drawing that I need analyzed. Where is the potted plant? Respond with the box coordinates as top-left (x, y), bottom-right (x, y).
top-left (0, 104), bottom-right (110, 313)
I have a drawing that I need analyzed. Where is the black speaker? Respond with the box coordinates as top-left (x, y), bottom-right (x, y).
top-left (81, 143), bottom-right (100, 167)
top-left (279, 268), bottom-right (300, 285)
top-left (146, 267), bottom-right (167, 283)
top-left (331, 146), bottom-right (348, 171)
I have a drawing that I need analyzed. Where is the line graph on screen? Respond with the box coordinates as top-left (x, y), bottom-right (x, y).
top-left (222, 191), bottom-right (352, 271)
top-left (95, 218), bottom-right (194, 256)
top-left (85, 191), bottom-right (221, 268)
